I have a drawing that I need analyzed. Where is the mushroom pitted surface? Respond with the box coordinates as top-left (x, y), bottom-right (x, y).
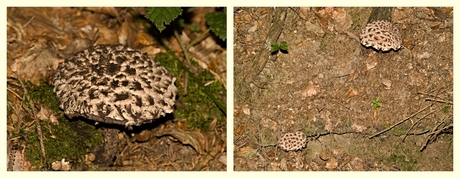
top-left (277, 130), bottom-right (308, 152)
top-left (53, 44), bottom-right (178, 129)
top-left (359, 20), bottom-right (402, 52)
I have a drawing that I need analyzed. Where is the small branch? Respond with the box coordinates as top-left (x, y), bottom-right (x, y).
top-left (172, 27), bottom-right (226, 116)
top-left (18, 79), bottom-right (47, 170)
top-left (186, 28), bottom-right (211, 49)
top-left (420, 120), bottom-right (453, 152)
top-left (402, 107), bottom-right (439, 142)
top-left (369, 103), bottom-right (433, 139)
top-left (425, 98), bottom-right (453, 105)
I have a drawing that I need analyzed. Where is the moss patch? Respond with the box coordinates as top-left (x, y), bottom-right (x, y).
top-left (155, 52), bottom-right (226, 130)
top-left (18, 81), bottom-right (104, 170)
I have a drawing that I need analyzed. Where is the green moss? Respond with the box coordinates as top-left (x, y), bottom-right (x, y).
top-left (18, 81), bottom-right (104, 170)
top-left (387, 145), bottom-right (420, 171)
top-left (154, 52), bottom-right (226, 131)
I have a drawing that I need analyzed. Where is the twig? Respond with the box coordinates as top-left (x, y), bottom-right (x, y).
top-left (23, 16), bottom-right (35, 28)
top-left (424, 98), bottom-right (453, 105)
top-left (18, 79), bottom-right (47, 170)
top-left (172, 26), bottom-right (226, 116)
top-left (420, 120), bottom-right (453, 152)
top-left (402, 107), bottom-right (439, 142)
top-left (368, 103), bottom-right (433, 139)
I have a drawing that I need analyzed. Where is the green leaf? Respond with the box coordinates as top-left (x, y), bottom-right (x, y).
top-left (191, 23), bottom-right (200, 32)
top-left (279, 41), bottom-right (288, 51)
top-left (270, 42), bottom-right (279, 53)
top-left (372, 97), bottom-right (381, 109)
top-left (204, 11), bottom-right (226, 40)
top-left (145, 7), bottom-right (182, 32)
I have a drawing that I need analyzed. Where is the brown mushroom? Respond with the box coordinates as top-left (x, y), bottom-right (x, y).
top-left (53, 44), bottom-right (178, 165)
top-left (277, 130), bottom-right (308, 151)
top-left (359, 20), bottom-right (402, 51)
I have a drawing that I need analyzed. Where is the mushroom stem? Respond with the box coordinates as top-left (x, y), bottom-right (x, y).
top-left (95, 127), bottom-right (119, 166)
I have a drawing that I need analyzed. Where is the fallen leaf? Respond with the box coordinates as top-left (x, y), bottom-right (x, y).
top-left (350, 157), bottom-right (366, 171)
top-left (301, 81), bottom-right (321, 98)
top-left (365, 52), bottom-right (378, 70)
top-left (235, 125), bottom-right (245, 136)
top-left (156, 130), bottom-right (208, 154)
top-left (36, 106), bottom-right (59, 125)
top-left (242, 104), bottom-right (251, 115)
top-left (325, 158), bottom-right (338, 170)
top-left (344, 87), bottom-right (358, 100)
top-left (218, 153), bottom-right (227, 165)
top-left (319, 147), bottom-right (332, 161)
top-left (381, 79), bottom-right (392, 89)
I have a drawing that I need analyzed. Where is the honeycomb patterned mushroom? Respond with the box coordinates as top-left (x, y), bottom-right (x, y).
top-left (53, 44), bottom-right (178, 165)
top-left (359, 20), bottom-right (402, 52)
top-left (277, 131), bottom-right (308, 151)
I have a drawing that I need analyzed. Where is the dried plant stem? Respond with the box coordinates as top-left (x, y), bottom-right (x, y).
top-left (402, 107), bottom-right (439, 142)
top-left (18, 79), bottom-right (47, 170)
top-left (368, 103), bottom-right (433, 139)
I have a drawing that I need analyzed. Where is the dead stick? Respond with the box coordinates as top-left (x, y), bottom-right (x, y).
top-left (369, 103), bottom-right (433, 139)
top-left (402, 107), bottom-right (439, 142)
top-left (18, 79), bottom-right (47, 170)
top-left (420, 122), bottom-right (453, 152)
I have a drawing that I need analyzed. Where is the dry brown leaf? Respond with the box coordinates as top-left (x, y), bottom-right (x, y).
top-left (241, 104), bottom-right (251, 115)
top-left (301, 81), bottom-right (321, 98)
top-left (140, 46), bottom-right (162, 56)
top-left (330, 8), bottom-right (352, 32)
top-left (157, 130), bottom-right (207, 154)
top-left (117, 19), bottom-right (137, 45)
top-left (134, 30), bottom-right (155, 46)
top-left (319, 147), bottom-right (331, 161)
top-left (314, 7), bottom-right (334, 31)
top-left (208, 118), bottom-right (217, 131)
top-left (36, 106), bottom-right (59, 125)
top-left (218, 153), bottom-right (227, 165)
top-left (10, 44), bottom-right (60, 85)
top-left (235, 125), bottom-right (245, 136)
top-left (325, 158), bottom-right (338, 170)
top-left (344, 87), bottom-right (358, 100)
top-left (350, 157), bottom-right (366, 171)
top-left (381, 79), bottom-right (392, 89)
top-left (237, 146), bottom-right (257, 158)
top-left (298, 7), bottom-right (311, 20)
top-left (280, 158), bottom-right (288, 171)
top-left (365, 52), bottom-right (378, 70)
top-left (84, 7), bottom-right (119, 17)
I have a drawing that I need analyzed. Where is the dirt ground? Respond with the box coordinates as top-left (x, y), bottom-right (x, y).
top-left (7, 7), bottom-right (226, 171)
top-left (233, 7), bottom-right (453, 171)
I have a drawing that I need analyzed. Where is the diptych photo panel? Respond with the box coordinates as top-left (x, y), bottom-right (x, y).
top-left (233, 7), bottom-right (453, 171)
top-left (7, 7), bottom-right (227, 171)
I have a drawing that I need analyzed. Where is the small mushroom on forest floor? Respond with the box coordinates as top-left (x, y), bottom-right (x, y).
top-left (53, 44), bottom-right (178, 166)
top-left (359, 20), bottom-right (402, 52)
top-left (277, 130), bottom-right (308, 152)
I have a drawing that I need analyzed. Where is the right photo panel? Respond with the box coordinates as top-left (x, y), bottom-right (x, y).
top-left (233, 7), bottom-right (453, 171)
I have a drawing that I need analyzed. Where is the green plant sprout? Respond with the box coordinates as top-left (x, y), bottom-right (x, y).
top-left (271, 41), bottom-right (288, 54)
top-left (372, 97), bottom-right (382, 109)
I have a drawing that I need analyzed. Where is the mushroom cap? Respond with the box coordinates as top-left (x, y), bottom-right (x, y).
top-left (359, 20), bottom-right (402, 51)
top-left (277, 131), bottom-right (307, 151)
top-left (53, 44), bottom-right (178, 128)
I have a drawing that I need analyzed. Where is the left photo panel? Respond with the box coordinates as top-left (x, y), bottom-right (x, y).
top-left (7, 7), bottom-right (227, 171)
